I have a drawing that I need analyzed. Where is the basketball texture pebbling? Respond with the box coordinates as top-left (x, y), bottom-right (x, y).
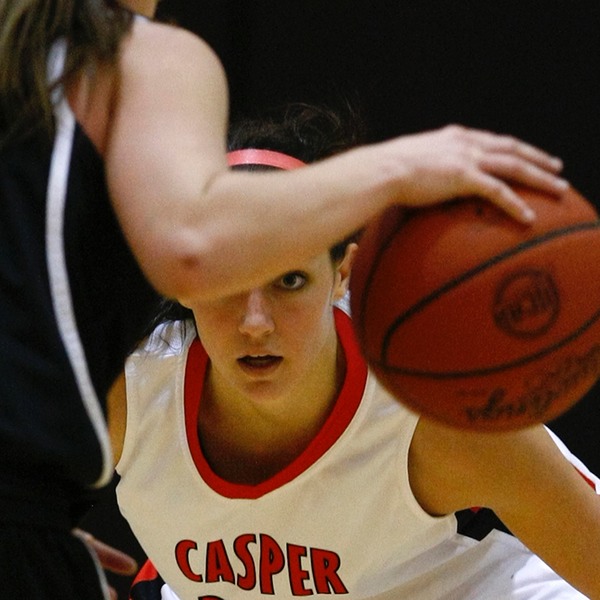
top-left (350, 186), bottom-right (600, 431)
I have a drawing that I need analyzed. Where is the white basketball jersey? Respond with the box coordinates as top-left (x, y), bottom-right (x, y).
top-left (117, 310), bottom-right (590, 599)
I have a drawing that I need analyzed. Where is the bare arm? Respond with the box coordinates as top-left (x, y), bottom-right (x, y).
top-left (409, 419), bottom-right (600, 598)
top-left (106, 20), bottom-right (567, 305)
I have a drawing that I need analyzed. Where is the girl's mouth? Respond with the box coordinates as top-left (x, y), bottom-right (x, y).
top-left (238, 355), bottom-right (283, 373)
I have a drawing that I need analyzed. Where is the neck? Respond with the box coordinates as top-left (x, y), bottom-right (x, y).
top-left (199, 337), bottom-right (345, 485)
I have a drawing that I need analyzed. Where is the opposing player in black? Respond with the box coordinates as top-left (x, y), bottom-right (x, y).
top-left (0, 0), bottom-right (570, 598)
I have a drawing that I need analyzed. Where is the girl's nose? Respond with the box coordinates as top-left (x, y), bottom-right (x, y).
top-left (238, 289), bottom-right (275, 337)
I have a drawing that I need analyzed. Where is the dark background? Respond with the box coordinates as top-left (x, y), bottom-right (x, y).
top-left (82, 3), bottom-right (600, 597)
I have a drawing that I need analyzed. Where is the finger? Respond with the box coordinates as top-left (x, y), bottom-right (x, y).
top-left (464, 129), bottom-right (564, 173)
top-left (93, 538), bottom-right (138, 575)
top-left (74, 529), bottom-right (138, 575)
top-left (478, 154), bottom-right (570, 197)
top-left (466, 173), bottom-right (536, 224)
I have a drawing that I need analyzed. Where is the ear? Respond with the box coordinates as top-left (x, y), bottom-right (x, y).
top-left (332, 243), bottom-right (358, 302)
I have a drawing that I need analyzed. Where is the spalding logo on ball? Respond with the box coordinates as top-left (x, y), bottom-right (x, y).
top-left (350, 186), bottom-right (600, 431)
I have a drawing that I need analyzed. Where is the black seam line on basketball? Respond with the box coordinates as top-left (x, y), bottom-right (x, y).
top-left (380, 219), bottom-right (600, 364)
top-left (372, 306), bottom-right (600, 378)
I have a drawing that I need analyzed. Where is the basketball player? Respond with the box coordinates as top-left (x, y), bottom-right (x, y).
top-left (0, 0), bottom-right (572, 595)
top-left (109, 107), bottom-right (600, 599)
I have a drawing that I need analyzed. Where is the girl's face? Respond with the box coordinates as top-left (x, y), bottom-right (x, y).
top-left (191, 245), bottom-right (356, 407)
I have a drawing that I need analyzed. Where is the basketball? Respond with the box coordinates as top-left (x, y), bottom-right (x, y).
top-left (350, 186), bottom-right (600, 431)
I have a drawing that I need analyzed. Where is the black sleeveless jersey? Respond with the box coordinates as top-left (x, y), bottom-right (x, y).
top-left (0, 83), bottom-right (160, 521)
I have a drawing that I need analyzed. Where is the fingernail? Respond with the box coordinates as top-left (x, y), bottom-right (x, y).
top-left (522, 206), bottom-right (536, 222)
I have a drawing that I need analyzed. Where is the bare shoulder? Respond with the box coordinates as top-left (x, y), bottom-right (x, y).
top-left (408, 419), bottom-right (568, 516)
top-left (126, 17), bottom-right (216, 55)
top-left (409, 420), bottom-right (600, 598)
top-left (408, 417), bottom-right (482, 515)
top-left (120, 18), bottom-right (225, 82)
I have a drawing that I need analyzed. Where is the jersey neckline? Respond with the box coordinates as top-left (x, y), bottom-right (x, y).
top-left (183, 308), bottom-right (368, 499)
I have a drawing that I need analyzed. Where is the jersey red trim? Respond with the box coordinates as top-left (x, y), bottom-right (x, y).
top-left (576, 466), bottom-right (597, 491)
top-left (184, 308), bottom-right (367, 499)
top-left (131, 558), bottom-right (160, 586)
top-left (130, 559), bottom-right (165, 600)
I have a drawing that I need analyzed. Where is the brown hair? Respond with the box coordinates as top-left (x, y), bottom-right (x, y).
top-left (0, 0), bottom-right (132, 146)
top-left (228, 102), bottom-right (366, 262)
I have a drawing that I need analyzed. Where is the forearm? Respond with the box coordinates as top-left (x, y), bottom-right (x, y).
top-left (172, 145), bottom-right (399, 301)
top-left (125, 127), bottom-right (567, 305)
top-left (110, 133), bottom-right (401, 303)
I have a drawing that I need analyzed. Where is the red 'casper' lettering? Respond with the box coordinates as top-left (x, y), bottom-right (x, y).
top-left (205, 539), bottom-right (235, 584)
top-left (175, 540), bottom-right (202, 582)
top-left (287, 543), bottom-right (312, 596)
top-left (259, 534), bottom-right (285, 594)
top-left (311, 548), bottom-right (348, 594)
top-left (175, 535), bottom-right (348, 595)
top-left (234, 533), bottom-right (257, 590)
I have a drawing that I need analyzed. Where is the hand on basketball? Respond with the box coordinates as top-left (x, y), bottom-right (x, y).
top-left (350, 184), bottom-right (599, 431)
top-left (383, 124), bottom-right (569, 223)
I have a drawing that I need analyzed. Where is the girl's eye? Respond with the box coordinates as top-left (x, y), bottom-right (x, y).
top-left (277, 272), bottom-right (307, 291)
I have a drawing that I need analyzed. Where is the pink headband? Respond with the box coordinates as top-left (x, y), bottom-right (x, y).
top-left (227, 148), bottom-right (306, 171)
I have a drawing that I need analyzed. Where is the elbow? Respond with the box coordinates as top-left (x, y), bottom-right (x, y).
top-left (137, 225), bottom-right (225, 303)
